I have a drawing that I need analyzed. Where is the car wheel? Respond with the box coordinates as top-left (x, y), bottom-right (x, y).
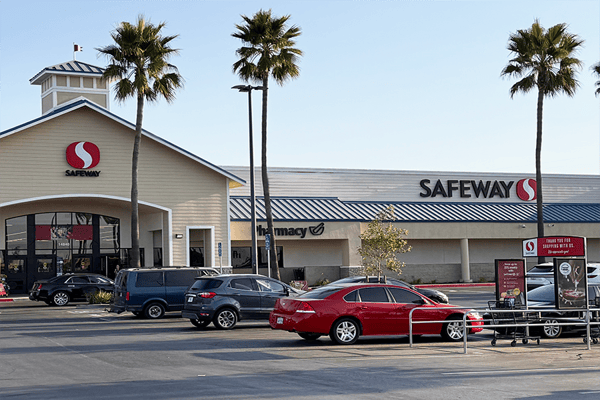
top-left (542, 318), bottom-right (562, 338)
top-left (213, 308), bottom-right (237, 330)
top-left (191, 319), bottom-right (210, 328)
top-left (298, 332), bottom-right (322, 341)
top-left (52, 291), bottom-right (70, 306)
top-left (441, 315), bottom-right (465, 342)
top-left (144, 302), bottom-right (165, 319)
top-left (330, 318), bottom-right (359, 345)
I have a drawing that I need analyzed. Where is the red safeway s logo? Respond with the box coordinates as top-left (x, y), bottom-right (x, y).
top-left (516, 178), bottom-right (537, 201)
top-left (526, 241), bottom-right (535, 252)
top-left (66, 142), bottom-right (100, 169)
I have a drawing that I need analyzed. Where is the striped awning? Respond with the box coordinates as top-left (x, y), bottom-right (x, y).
top-left (230, 196), bottom-right (600, 223)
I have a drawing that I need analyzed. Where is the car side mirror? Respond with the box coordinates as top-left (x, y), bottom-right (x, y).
top-left (412, 299), bottom-right (426, 305)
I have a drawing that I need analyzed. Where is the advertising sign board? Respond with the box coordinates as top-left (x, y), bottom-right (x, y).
top-left (522, 236), bottom-right (586, 258)
top-left (554, 258), bottom-right (588, 310)
top-left (495, 259), bottom-right (526, 306)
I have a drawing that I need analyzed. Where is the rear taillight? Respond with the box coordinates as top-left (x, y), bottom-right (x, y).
top-left (589, 275), bottom-right (598, 279)
top-left (37, 284), bottom-right (43, 290)
top-left (199, 292), bottom-right (217, 299)
top-left (126, 292), bottom-right (130, 301)
top-left (295, 302), bottom-right (316, 314)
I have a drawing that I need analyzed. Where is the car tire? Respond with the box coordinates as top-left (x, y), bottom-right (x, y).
top-left (213, 308), bottom-right (237, 330)
top-left (144, 302), bottom-right (165, 319)
top-left (541, 318), bottom-right (562, 339)
top-left (441, 315), bottom-right (465, 342)
top-left (298, 332), bottom-right (322, 341)
top-left (52, 291), bottom-right (70, 306)
top-left (330, 318), bottom-right (359, 345)
top-left (191, 319), bottom-right (210, 329)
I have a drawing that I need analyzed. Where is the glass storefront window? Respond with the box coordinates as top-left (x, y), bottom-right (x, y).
top-left (5, 216), bottom-right (27, 254)
top-left (231, 246), bottom-right (284, 269)
top-left (100, 216), bottom-right (120, 250)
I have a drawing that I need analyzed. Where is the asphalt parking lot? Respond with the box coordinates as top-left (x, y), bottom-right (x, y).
top-left (2, 287), bottom-right (600, 399)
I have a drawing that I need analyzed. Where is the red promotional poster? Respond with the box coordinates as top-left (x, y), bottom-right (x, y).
top-left (495, 259), bottom-right (526, 306)
top-left (522, 236), bottom-right (586, 258)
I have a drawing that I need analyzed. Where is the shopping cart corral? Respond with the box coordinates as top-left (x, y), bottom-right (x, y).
top-left (485, 300), bottom-right (541, 347)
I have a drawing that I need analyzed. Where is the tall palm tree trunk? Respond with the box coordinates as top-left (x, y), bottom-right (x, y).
top-left (131, 94), bottom-right (144, 269)
top-left (536, 88), bottom-right (545, 263)
top-left (260, 77), bottom-right (280, 280)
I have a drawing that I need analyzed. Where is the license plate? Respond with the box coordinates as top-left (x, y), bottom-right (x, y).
top-left (187, 297), bottom-right (193, 303)
top-left (277, 317), bottom-right (283, 324)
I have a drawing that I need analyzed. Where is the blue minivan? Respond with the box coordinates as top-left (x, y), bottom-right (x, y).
top-left (111, 267), bottom-right (219, 319)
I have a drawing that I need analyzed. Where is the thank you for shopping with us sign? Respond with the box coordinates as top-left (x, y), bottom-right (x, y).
top-left (522, 236), bottom-right (586, 258)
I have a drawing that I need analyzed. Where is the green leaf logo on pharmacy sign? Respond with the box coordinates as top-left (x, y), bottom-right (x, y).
top-left (257, 223), bottom-right (325, 238)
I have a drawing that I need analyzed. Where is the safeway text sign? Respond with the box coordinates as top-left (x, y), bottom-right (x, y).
top-left (522, 236), bottom-right (586, 257)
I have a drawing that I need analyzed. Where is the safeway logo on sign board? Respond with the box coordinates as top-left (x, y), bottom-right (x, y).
top-left (66, 142), bottom-right (100, 169)
top-left (516, 179), bottom-right (537, 201)
top-left (523, 239), bottom-right (537, 257)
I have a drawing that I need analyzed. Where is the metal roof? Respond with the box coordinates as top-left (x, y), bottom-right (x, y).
top-left (30, 60), bottom-right (105, 84)
top-left (224, 166), bottom-right (600, 205)
top-left (231, 196), bottom-right (600, 223)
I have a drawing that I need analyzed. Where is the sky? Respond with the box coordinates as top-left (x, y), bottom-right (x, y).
top-left (1, 0), bottom-right (599, 176)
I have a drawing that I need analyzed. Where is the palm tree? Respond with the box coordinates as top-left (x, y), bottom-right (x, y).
top-left (501, 20), bottom-right (583, 245)
top-left (232, 9), bottom-right (302, 280)
top-left (593, 62), bottom-right (600, 96)
top-left (97, 16), bottom-right (183, 269)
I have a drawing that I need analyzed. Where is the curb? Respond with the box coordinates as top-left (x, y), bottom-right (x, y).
top-left (415, 283), bottom-right (495, 288)
top-left (0, 298), bottom-right (13, 302)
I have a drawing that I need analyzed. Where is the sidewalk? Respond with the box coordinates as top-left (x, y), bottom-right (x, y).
top-left (0, 294), bottom-right (29, 302)
top-left (415, 282), bottom-right (495, 289)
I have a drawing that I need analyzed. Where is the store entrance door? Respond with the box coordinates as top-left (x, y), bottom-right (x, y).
top-left (5, 256), bottom-right (27, 294)
top-left (29, 256), bottom-right (57, 288)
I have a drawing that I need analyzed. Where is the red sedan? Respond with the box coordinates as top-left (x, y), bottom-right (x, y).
top-left (269, 283), bottom-right (483, 345)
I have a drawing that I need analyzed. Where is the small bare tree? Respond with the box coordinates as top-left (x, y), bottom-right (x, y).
top-left (357, 206), bottom-right (411, 280)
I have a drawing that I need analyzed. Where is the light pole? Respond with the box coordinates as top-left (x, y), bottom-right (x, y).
top-left (232, 84), bottom-right (263, 275)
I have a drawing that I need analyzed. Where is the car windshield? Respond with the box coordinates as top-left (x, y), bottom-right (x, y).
top-left (189, 278), bottom-right (223, 290)
top-left (528, 285), bottom-right (555, 302)
top-left (529, 267), bottom-right (553, 274)
top-left (299, 286), bottom-right (344, 299)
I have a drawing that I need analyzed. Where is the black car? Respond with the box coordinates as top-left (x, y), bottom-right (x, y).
top-left (329, 276), bottom-right (449, 304)
top-left (182, 274), bottom-right (304, 329)
top-left (29, 273), bottom-right (115, 306)
top-left (526, 283), bottom-right (600, 338)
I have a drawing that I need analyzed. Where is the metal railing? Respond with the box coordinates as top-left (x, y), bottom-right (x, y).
top-left (408, 306), bottom-right (600, 354)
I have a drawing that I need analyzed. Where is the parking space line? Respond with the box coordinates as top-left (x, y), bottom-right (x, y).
top-left (443, 366), bottom-right (598, 376)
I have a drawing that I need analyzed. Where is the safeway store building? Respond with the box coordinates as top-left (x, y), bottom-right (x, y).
top-left (226, 166), bottom-right (600, 285)
top-left (0, 60), bottom-right (244, 293)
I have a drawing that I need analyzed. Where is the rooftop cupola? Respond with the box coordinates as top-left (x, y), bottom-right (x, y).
top-left (29, 60), bottom-right (110, 115)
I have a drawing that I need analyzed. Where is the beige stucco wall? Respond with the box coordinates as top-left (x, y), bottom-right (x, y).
top-left (0, 106), bottom-right (232, 266)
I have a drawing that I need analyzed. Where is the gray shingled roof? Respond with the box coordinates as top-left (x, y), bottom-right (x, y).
top-left (230, 196), bottom-right (600, 223)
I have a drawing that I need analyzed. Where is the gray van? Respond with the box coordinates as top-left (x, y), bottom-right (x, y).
top-left (111, 267), bottom-right (219, 319)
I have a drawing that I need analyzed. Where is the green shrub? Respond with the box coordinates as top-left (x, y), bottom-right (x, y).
top-left (315, 278), bottom-right (330, 287)
top-left (87, 290), bottom-right (113, 304)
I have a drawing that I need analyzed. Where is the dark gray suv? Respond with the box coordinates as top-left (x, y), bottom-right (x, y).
top-left (182, 274), bottom-right (303, 329)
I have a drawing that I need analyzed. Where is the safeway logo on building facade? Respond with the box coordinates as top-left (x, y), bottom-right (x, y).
top-left (516, 178), bottom-right (537, 201)
top-left (66, 142), bottom-right (100, 169)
